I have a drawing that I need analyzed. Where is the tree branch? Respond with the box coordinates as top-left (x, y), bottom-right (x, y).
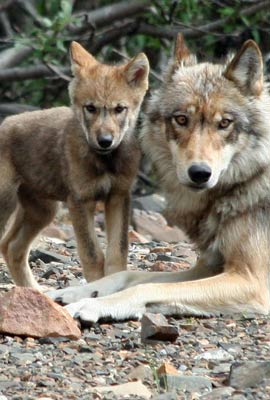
top-left (0, 45), bottom-right (33, 69)
top-left (0, 65), bottom-right (70, 82)
top-left (69, 0), bottom-right (151, 34)
top-left (137, 0), bottom-right (270, 39)
top-left (0, 0), bottom-right (15, 12)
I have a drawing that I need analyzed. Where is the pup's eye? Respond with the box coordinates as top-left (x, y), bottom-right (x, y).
top-left (85, 104), bottom-right (96, 113)
top-left (174, 115), bottom-right (188, 126)
top-left (219, 118), bottom-right (232, 129)
top-left (115, 105), bottom-right (126, 114)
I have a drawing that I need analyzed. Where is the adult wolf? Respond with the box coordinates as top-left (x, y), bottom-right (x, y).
top-left (0, 42), bottom-right (149, 288)
top-left (49, 35), bottom-right (270, 322)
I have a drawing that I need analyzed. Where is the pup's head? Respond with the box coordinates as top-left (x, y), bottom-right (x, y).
top-left (150, 34), bottom-right (267, 191)
top-left (69, 42), bottom-right (149, 154)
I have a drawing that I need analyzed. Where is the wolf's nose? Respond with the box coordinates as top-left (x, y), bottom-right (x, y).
top-left (188, 163), bottom-right (212, 184)
top-left (98, 134), bottom-right (113, 148)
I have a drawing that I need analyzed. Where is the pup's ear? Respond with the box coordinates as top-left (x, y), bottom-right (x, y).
top-left (70, 41), bottom-right (97, 74)
top-left (174, 33), bottom-right (191, 64)
top-left (224, 40), bottom-right (263, 96)
top-left (124, 53), bottom-right (149, 88)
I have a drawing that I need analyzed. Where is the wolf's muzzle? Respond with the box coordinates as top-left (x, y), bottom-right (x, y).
top-left (97, 133), bottom-right (113, 149)
top-left (188, 163), bottom-right (212, 184)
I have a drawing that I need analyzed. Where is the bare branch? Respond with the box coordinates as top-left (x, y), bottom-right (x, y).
top-left (0, 65), bottom-right (70, 82)
top-left (0, 45), bottom-right (33, 69)
top-left (0, 12), bottom-right (13, 37)
top-left (69, 0), bottom-right (151, 34)
top-left (0, 0), bottom-right (15, 12)
top-left (15, 0), bottom-right (47, 28)
top-left (0, 103), bottom-right (39, 121)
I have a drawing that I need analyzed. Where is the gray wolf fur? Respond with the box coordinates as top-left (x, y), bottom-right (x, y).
top-left (0, 42), bottom-right (149, 289)
top-left (48, 35), bottom-right (270, 323)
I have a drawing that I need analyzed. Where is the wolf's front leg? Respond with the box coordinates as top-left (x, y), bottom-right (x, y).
top-left (104, 192), bottom-right (130, 275)
top-left (64, 269), bottom-right (269, 323)
top-left (67, 197), bottom-right (104, 281)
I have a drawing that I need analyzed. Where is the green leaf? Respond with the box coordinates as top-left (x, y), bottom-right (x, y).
top-left (61, 0), bottom-right (72, 18)
top-left (42, 17), bottom-right (53, 28)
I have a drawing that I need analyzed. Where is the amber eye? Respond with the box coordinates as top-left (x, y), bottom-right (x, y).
top-left (115, 105), bottom-right (126, 114)
top-left (85, 104), bottom-right (97, 113)
top-left (174, 115), bottom-right (188, 126)
top-left (219, 118), bottom-right (232, 129)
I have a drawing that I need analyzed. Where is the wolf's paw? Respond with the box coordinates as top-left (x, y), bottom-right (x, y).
top-left (46, 286), bottom-right (96, 304)
top-left (65, 298), bottom-right (101, 323)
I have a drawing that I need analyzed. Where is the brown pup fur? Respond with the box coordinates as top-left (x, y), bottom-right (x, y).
top-left (0, 42), bottom-right (149, 288)
top-left (48, 35), bottom-right (270, 323)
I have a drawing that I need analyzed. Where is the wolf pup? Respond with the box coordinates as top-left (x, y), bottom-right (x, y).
top-left (48, 35), bottom-right (270, 323)
top-left (0, 42), bottom-right (149, 289)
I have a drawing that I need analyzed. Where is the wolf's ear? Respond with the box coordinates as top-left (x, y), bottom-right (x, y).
top-left (70, 41), bottom-right (97, 74)
top-left (174, 33), bottom-right (191, 64)
top-left (224, 40), bottom-right (263, 96)
top-left (124, 53), bottom-right (149, 87)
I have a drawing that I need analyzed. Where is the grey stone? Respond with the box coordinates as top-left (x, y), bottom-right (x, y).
top-left (195, 349), bottom-right (234, 362)
top-left (159, 375), bottom-right (212, 393)
top-left (200, 386), bottom-right (234, 399)
top-left (229, 361), bottom-right (270, 389)
top-left (152, 392), bottom-right (178, 400)
top-left (29, 249), bottom-right (70, 264)
top-left (132, 193), bottom-right (166, 213)
top-left (141, 313), bottom-right (179, 343)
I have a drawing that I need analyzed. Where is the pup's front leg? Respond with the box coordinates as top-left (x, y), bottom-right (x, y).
top-left (104, 192), bottom-right (130, 275)
top-left (67, 197), bottom-right (104, 281)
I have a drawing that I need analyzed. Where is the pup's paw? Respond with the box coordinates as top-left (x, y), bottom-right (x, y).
top-left (65, 298), bottom-right (101, 323)
top-left (46, 286), bottom-right (95, 304)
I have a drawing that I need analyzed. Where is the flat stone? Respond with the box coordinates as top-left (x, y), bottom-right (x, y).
top-left (0, 287), bottom-right (81, 339)
top-left (127, 365), bottom-right (153, 382)
top-left (229, 361), bottom-right (270, 389)
top-left (195, 349), bottom-right (234, 362)
top-left (29, 249), bottom-right (70, 264)
top-left (87, 380), bottom-right (152, 399)
top-left (159, 374), bottom-right (212, 393)
top-left (200, 387), bottom-right (234, 399)
top-left (141, 313), bottom-right (179, 343)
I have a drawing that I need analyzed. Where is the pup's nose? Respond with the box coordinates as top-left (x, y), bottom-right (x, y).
top-left (97, 134), bottom-right (113, 149)
top-left (188, 163), bottom-right (212, 184)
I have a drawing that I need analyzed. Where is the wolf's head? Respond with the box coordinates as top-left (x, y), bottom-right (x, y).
top-left (146, 34), bottom-right (270, 191)
top-left (69, 42), bottom-right (149, 154)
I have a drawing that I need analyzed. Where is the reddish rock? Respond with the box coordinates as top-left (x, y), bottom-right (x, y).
top-left (149, 246), bottom-right (173, 253)
top-left (0, 287), bottom-right (81, 339)
top-left (150, 261), bottom-right (190, 272)
top-left (157, 362), bottom-right (179, 377)
top-left (128, 229), bottom-right (149, 243)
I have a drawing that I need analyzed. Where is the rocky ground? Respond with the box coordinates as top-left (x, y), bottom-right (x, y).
top-left (0, 198), bottom-right (270, 400)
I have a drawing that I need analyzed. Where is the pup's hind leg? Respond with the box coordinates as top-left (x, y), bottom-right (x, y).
top-left (1, 187), bottom-right (57, 288)
top-left (0, 162), bottom-right (18, 239)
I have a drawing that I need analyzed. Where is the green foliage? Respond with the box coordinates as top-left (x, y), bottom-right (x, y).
top-left (2, 0), bottom-right (270, 108)
top-left (17, 0), bottom-right (75, 64)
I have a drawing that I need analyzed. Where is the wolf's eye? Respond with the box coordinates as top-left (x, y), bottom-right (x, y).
top-left (174, 115), bottom-right (188, 126)
top-left (85, 104), bottom-right (97, 113)
top-left (219, 118), bottom-right (232, 129)
top-left (115, 105), bottom-right (126, 114)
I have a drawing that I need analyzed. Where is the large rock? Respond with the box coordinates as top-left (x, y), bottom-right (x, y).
top-left (157, 362), bottom-right (212, 393)
top-left (0, 287), bottom-right (81, 339)
top-left (229, 361), bottom-right (270, 389)
top-left (132, 209), bottom-right (187, 243)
